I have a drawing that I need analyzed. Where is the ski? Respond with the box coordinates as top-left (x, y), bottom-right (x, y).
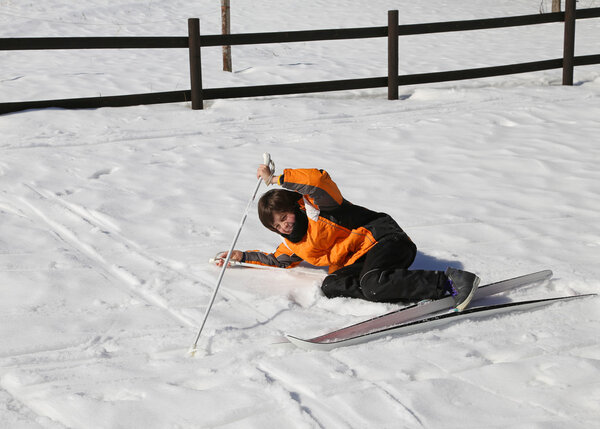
top-left (288, 270), bottom-right (552, 346)
top-left (286, 293), bottom-right (596, 351)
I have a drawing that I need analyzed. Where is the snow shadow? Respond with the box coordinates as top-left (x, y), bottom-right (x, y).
top-left (410, 251), bottom-right (464, 271)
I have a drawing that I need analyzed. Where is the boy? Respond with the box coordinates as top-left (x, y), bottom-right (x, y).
top-left (216, 164), bottom-right (479, 310)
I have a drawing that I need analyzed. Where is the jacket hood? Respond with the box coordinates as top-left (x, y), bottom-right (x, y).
top-left (280, 204), bottom-right (308, 243)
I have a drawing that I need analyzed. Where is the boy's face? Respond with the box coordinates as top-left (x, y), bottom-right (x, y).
top-left (272, 210), bottom-right (296, 235)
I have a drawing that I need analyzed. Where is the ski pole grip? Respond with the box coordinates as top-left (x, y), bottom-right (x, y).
top-left (262, 152), bottom-right (276, 185)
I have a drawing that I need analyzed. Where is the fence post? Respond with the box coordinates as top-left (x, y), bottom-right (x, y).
top-left (552, 0), bottom-right (561, 12)
top-left (188, 18), bottom-right (204, 109)
top-left (222, 0), bottom-right (232, 72)
top-left (562, 0), bottom-right (576, 85)
top-left (388, 10), bottom-right (399, 100)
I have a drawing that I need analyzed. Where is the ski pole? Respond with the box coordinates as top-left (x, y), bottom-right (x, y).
top-left (189, 153), bottom-right (274, 357)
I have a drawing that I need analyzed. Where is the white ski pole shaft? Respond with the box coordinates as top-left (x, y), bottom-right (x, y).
top-left (190, 153), bottom-right (272, 356)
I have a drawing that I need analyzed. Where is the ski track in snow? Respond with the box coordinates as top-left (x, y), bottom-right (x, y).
top-left (257, 357), bottom-right (427, 429)
top-left (17, 183), bottom-right (197, 329)
top-left (18, 181), bottom-right (279, 330)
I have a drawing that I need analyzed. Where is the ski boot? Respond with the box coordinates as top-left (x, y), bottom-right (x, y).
top-left (445, 268), bottom-right (480, 311)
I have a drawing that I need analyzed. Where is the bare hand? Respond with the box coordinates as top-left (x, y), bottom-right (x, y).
top-left (214, 250), bottom-right (243, 266)
top-left (257, 164), bottom-right (275, 185)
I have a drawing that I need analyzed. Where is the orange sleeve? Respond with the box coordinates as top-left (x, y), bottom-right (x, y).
top-left (280, 168), bottom-right (344, 211)
top-left (243, 243), bottom-right (303, 268)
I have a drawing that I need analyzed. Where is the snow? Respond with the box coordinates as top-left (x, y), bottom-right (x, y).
top-left (1, 0), bottom-right (600, 427)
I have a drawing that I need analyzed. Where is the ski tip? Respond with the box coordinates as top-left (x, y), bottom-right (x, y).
top-left (285, 334), bottom-right (327, 351)
top-left (533, 269), bottom-right (553, 280)
top-left (284, 334), bottom-right (305, 344)
top-left (284, 334), bottom-right (307, 348)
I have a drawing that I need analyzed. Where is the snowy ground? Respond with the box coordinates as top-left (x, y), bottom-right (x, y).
top-left (1, 1), bottom-right (600, 428)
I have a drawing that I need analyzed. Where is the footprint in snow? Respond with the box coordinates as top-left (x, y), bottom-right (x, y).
top-left (89, 167), bottom-right (117, 180)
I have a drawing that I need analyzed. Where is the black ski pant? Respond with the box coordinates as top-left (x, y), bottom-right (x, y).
top-left (321, 234), bottom-right (448, 303)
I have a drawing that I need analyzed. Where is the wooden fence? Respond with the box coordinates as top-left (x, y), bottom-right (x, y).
top-left (1, 0), bottom-right (599, 115)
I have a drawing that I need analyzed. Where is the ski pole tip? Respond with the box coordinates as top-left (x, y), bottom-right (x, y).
top-left (188, 345), bottom-right (209, 358)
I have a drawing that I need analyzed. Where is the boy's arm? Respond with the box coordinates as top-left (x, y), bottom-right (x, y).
top-left (270, 167), bottom-right (344, 211)
top-left (243, 243), bottom-right (303, 268)
top-left (215, 245), bottom-right (302, 269)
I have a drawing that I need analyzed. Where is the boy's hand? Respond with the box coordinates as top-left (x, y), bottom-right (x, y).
top-left (257, 164), bottom-right (276, 185)
top-left (214, 250), bottom-right (243, 266)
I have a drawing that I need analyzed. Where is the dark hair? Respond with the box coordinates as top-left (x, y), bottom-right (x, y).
top-left (258, 189), bottom-right (301, 232)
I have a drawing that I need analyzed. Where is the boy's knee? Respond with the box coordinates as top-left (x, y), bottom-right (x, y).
top-left (321, 272), bottom-right (364, 300)
top-left (358, 269), bottom-right (386, 301)
top-left (321, 274), bottom-right (339, 298)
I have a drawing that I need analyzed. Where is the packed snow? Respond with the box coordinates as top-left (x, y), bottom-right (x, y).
top-left (1, 0), bottom-right (600, 428)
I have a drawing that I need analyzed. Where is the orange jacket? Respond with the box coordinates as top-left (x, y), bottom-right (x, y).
top-left (244, 168), bottom-right (405, 273)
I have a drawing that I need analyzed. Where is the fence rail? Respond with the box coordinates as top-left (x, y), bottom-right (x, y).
top-left (1, 0), bottom-right (599, 115)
